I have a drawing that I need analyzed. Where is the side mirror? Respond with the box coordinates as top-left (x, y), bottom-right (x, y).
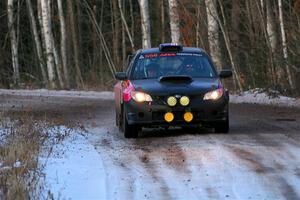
top-left (115, 72), bottom-right (127, 80)
top-left (219, 69), bottom-right (232, 79)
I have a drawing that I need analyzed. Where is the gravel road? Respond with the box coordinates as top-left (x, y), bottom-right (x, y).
top-left (1, 92), bottom-right (300, 200)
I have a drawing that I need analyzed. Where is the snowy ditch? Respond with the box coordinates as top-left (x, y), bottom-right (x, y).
top-left (40, 129), bottom-right (107, 200)
top-left (0, 121), bottom-right (106, 199)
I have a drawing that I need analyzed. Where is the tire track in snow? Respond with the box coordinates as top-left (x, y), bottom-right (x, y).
top-left (226, 145), bottom-right (300, 199)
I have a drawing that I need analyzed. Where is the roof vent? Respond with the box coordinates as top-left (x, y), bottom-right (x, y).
top-left (159, 43), bottom-right (183, 52)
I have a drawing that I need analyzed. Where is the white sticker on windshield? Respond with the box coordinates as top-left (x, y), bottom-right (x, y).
top-left (139, 55), bottom-right (144, 59)
top-left (177, 53), bottom-right (202, 57)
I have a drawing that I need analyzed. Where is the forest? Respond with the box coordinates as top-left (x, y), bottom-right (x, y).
top-left (0, 0), bottom-right (300, 95)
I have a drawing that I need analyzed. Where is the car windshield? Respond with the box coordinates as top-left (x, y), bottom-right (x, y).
top-left (131, 53), bottom-right (216, 80)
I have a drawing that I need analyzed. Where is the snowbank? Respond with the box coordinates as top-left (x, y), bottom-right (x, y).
top-left (230, 90), bottom-right (300, 108)
top-left (0, 89), bottom-right (114, 100)
top-left (1, 88), bottom-right (300, 108)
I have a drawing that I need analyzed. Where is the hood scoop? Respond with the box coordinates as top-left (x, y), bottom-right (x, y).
top-left (159, 75), bottom-right (193, 83)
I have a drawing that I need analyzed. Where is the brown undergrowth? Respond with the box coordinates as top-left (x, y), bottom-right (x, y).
top-left (0, 112), bottom-right (73, 200)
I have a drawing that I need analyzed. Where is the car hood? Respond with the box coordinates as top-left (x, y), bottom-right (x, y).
top-left (131, 78), bottom-right (221, 96)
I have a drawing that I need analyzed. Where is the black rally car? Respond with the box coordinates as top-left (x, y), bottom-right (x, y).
top-left (114, 43), bottom-right (232, 138)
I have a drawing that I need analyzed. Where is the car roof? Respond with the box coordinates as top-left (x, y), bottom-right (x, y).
top-left (139, 47), bottom-right (206, 54)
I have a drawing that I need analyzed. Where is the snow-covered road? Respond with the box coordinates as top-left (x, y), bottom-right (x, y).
top-left (1, 90), bottom-right (300, 200)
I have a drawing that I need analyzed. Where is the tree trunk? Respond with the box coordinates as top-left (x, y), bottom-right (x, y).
top-left (68, 0), bottom-right (84, 88)
top-left (52, 36), bottom-right (64, 89)
top-left (205, 0), bottom-right (222, 71)
top-left (41, 0), bottom-right (56, 89)
top-left (120, 1), bottom-right (126, 68)
top-left (118, 0), bottom-right (135, 50)
top-left (7, 0), bottom-right (20, 86)
top-left (26, 0), bottom-right (47, 86)
top-left (168, 0), bottom-right (181, 44)
top-left (266, 0), bottom-right (279, 85)
top-left (161, 0), bottom-right (165, 43)
top-left (278, 0), bottom-right (295, 90)
top-left (57, 0), bottom-right (70, 89)
top-left (99, 0), bottom-right (104, 85)
top-left (138, 0), bottom-right (151, 48)
top-left (112, 0), bottom-right (120, 68)
top-left (46, 0), bottom-right (64, 89)
top-left (129, 0), bottom-right (135, 43)
top-left (216, 0), bottom-right (243, 91)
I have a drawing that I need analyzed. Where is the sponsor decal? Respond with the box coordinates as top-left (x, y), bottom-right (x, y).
top-left (139, 53), bottom-right (202, 60)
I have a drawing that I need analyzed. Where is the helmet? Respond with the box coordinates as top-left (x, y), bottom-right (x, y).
top-left (146, 63), bottom-right (160, 78)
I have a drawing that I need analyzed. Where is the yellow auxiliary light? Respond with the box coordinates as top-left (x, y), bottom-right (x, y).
top-left (167, 96), bottom-right (177, 107)
top-left (180, 96), bottom-right (190, 106)
top-left (184, 112), bottom-right (193, 123)
top-left (164, 112), bottom-right (174, 122)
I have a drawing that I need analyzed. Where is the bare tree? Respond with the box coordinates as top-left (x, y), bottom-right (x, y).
top-left (112, 0), bottom-right (120, 68)
top-left (129, 0), bottom-right (135, 43)
top-left (118, 0), bottom-right (135, 50)
top-left (26, 0), bottom-right (47, 86)
top-left (265, 0), bottom-right (279, 85)
top-left (278, 0), bottom-right (295, 90)
top-left (168, 0), bottom-right (180, 44)
top-left (138, 0), bottom-right (151, 48)
top-left (215, 0), bottom-right (243, 91)
top-left (41, 0), bottom-right (56, 89)
top-left (205, 0), bottom-right (222, 71)
top-left (7, 0), bottom-right (20, 85)
top-left (57, 0), bottom-right (70, 88)
top-left (68, 0), bottom-right (84, 88)
top-left (161, 0), bottom-right (166, 43)
top-left (45, 0), bottom-right (64, 89)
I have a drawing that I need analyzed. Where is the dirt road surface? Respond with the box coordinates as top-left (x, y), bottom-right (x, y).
top-left (1, 92), bottom-right (300, 200)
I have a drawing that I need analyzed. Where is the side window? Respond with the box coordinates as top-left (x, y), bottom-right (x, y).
top-left (126, 53), bottom-right (136, 74)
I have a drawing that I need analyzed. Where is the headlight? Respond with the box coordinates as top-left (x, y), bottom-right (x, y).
top-left (131, 91), bottom-right (152, 102)
top-left (203, 88), bottom-right (223, 100)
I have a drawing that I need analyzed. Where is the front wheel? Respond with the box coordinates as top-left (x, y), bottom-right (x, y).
top-left (122, 108), bottom-right (139, 138)
top-left (214, 118), bottom-right (229, 133)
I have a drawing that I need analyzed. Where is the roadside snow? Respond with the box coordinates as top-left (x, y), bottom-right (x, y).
top-left (1, 88), bottom-right (300, 108)
top-left (41, 131), bottom-right (106, 200)
top-left (0, 89), bottom-right (114, 100)
top-left (230, 90), bottom-right (300, 108)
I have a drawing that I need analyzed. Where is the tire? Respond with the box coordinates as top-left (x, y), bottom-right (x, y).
top-left (214, 117), bottom-right (229, 133)
top-left (122, 107), bottom-right (139, 138)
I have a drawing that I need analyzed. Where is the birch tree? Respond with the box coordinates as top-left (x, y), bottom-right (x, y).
top-left (138, 0), bottom-right (151, 48)
top-left (278, 0), bottom-right (295, 90)
top-left (168, 0), bottom-right (181, 44)
top-left (205, 0), bottom-right (222, 71)
top-left (7, 0), bottom-right (20, 85)
top-left (26, 0), bottom-right (47, 86)
top-left (266, 0), bottom-right (279, 84)
top-left (57, 0), bottom-right (70, 88)
top-left (41, 0), bottom-right (56, 89)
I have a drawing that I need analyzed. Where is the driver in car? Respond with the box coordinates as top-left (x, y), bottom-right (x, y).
top-left (146, 63), bottom-right (161, 78)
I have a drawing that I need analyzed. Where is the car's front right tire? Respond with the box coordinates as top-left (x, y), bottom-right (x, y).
top-left (214, 117), bottom-right (229, 133)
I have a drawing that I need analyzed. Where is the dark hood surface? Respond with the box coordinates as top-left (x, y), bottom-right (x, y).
top-left (131, 78), bottom-right (220, 96)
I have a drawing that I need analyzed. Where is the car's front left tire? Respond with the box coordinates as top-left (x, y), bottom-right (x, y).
top-left (122, 107), bottom-right (139, 138)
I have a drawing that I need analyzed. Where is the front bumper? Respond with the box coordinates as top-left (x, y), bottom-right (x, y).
top-left (125, 95), bottom-right (229, 127)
